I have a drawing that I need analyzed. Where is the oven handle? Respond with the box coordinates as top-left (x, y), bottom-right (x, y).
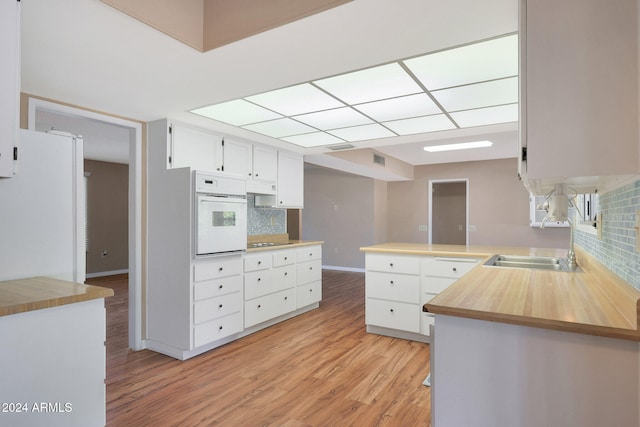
top-left (198, 195), bottom-right (247, 204)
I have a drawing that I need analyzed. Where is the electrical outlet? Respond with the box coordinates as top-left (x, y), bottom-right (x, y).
top-left (418, 225), bottom-right (428, 232)
top-left (468, 225), bottom-right (477, 232)
top-left (635, 210), bottom-right (640, 250)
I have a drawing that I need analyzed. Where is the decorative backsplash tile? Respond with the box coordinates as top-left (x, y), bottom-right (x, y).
top-left (574, 179), bottom-right (640, 290)
top-left (247, 194), bottom-right (286, 236)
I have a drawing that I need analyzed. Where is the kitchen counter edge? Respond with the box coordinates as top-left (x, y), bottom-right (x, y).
top-left (246, 240), bottom-right (324, 252)
top-left (0, 276), bottom-right (114, 317)
top-left (360, 243), bottom-right (640, 342)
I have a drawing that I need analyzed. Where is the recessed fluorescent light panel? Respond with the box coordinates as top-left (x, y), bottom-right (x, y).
top-left (190, 34), bottom-right (518, 148)
top-left (424, 140), bottom-right (493, 152)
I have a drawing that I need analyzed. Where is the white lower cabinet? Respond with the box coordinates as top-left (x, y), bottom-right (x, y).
top-left (364, 252), bottom-right (479, 342)
top-left (244, 245), bottom-right (322, 329)
top-left (192, 255), bottom-right (244, 348)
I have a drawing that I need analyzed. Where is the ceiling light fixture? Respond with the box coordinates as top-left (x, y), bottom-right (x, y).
top-left (423, 140), bottom-right (493, 152)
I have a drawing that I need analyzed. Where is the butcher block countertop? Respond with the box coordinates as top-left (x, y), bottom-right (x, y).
top-left (361, 243), bottom-right (640, 341)
top-left (0, 276), bottom-right (114, 317)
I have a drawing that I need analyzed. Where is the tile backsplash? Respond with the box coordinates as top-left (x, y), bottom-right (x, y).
top-left (247, 194), bottom-right (286, 236)
top-left (574, 179), bottom-right (640, 290)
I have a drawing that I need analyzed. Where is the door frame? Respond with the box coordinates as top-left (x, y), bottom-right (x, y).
top-left (28, 97), bottom-right (144, 351)
top-left (428, 178), bottom-right (469, 245)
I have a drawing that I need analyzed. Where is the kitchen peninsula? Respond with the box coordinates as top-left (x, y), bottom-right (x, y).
top-left (361, 243), bottom-right (640, 427)
top-left (0, 277), bottom-right (113, 427)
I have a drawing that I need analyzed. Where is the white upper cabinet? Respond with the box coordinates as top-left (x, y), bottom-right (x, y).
top-left (250, 144), bottom-right (278, 194)
top-left (221, 137), bottom-right (251, 178)
top-left (0, 0), bottom-right (20, 177)
top-left (277, 151), bottom-right (304, 208)
top-left (170, 124), bottom-right (222, 172)
top-left (519, 0), bottom-right (639, 194)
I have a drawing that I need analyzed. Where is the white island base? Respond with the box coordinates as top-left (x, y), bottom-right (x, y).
top-left (432, 315), bottom-right (639, 427)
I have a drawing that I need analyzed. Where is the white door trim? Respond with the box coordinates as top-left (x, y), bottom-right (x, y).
top-left (28, 97), bottom-right (144, 351)
top-left (428, 178), bottom-right (469, 245)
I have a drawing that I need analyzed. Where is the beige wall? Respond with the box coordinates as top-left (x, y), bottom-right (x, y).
top-left (85, 160), bottom-right (129, 274)
top-left (432, 181), bottom-right (466, 245)
top-left (388, 158), bottom-right (570, 248)
top-left (303, 166), bottom-right (385, 269)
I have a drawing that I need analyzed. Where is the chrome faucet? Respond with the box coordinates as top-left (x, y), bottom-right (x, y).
top-left (539, 184), bottom-right (579, 270)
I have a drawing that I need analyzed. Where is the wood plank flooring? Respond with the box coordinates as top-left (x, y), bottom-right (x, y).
top-left (89, 270), bottom-right (432, 426)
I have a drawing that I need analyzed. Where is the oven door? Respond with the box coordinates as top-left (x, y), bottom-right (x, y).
top-left (195, 194), bottom-right (247, 256)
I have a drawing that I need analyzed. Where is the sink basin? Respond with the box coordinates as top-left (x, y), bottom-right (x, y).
top-left (484, 254), bottom-right (573, 272)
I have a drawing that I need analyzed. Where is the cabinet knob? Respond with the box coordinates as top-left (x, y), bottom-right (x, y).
top-left (390, 280), bottom-right (394, 285)
top-left (284, 296), bottom-right (288, 300)
top-left (390, 308), bottom-right (394, 313)
top-left (309, 266), bottom-right (313, 270)
top-left (218, 304), bottom-right (223, 309)
top-left (258, 261), bottom-right (262, 265)
top-left (389, 263), bottom-right (394, 267)
top-left (258, 304), bottom-right (262, 309)
top-left (255, 173), bottom-right (259, 177)
top-left (219, 326), bottom-right (223, 330)
top-left (219, 267), bottom-right (224, 272)
top-left (248, 173), bottom-right (252, 176)
top-left (257, 277), bottom-right (261, 283)
top-left (452, 267), bottom-right (457, 272)
top-left (219, 284), bottom-right (223, 289)
top-left (309, 289), bottom-right (313, 293)
top-left (284, 272), bottom-right (288, 276)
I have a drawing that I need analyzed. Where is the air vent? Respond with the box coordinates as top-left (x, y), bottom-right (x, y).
top-left (328, 144), bottom-right (355, 151)
top-left (373, 153), bottom-right (386, 166)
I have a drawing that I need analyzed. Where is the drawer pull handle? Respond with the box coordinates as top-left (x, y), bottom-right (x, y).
top-left (309, 267), bottom-right (313, 270)
top-left (389, 263), bottom-right (394, 267)
top-left (218, 304), bottom-right (223, 309)
top-left (390, 280), bottom-right (394, 285)
top-left (258, 261), bottom-right (262, 265)
top-left (390, 308), bottom-right (394, 313)
top-left (219, 326), bottom-right (223, 330)
top-left (453, 267), bottom-right (457, 272)
top-left (284, 272), bottom-right (288, 276)
top-left (284, 296), bottom-right (288, 300)
top-left (218, 285), bottom-right (223, 289)
top-left (258, 304), bottom-right (262, 309)
top-left (219, 267), bottom-right (224, 272)
top-left (257, 278), bottom-right (261, 283)
top-left (284, 257), bottom-right (288, 261)
top-left (309, 289), bottom-right (313, 293)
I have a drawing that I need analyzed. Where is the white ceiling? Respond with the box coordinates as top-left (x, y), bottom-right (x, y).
top-left (20, 0), bottom-right (519, 166)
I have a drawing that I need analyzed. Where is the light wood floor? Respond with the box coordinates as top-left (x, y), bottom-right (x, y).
top-left (89, 270), bottom-right (432, 426)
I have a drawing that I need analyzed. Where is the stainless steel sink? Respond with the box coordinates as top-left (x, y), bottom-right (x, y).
top-left (484, 254), bottom-right (574, 272)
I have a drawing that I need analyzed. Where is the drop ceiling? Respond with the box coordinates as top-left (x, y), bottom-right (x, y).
top-left (20, 0), bottom-right (519, 166)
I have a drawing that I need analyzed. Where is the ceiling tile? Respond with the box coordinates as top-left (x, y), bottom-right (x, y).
top-left (246, 83), bottom-right (345, 116)
top-left (293, 107), bottom-right (373, 130)
top-left (404, 34), bottom-right (518, 90)
top-left (353, 93), bottom-right (442, 122)
top-left (383, 114), bottom-right (456, 135)
top-left (327, 124), bottom-right (396, 142)
top-left (450, 103), bottom-right (518, 128)
top-left (431, 77), bottom-right (518, 112)
top-left (280, 132), bottom-right (345, 148)
top-left (242, 117), bottom-right (317, 138)
top-left (191, 99), bottom-right (282, 126)
top-left (313, 63), bottom-right (423, 105)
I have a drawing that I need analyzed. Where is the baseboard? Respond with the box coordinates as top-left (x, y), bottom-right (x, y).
top-left (322, 265), bottom-right (365, 273)
top-left (86, 269), bottom-right (129, 279)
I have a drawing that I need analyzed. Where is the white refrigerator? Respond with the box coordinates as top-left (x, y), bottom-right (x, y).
top-left (0, 128), bottom-right (85, 283)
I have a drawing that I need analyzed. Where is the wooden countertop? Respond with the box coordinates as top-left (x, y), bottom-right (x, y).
top-left (361, 243), bottom-right (640, 341)
top-left (247, 234), bottom-right (324, 253)
top-left (0, 276), bottom-right (114, 317)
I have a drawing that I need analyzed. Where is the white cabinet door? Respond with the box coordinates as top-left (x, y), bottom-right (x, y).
top-left (0, 0), bottom-right (20, 177)
top-left (222, 137), bottom-right (251, 178)
top-left (252, 144), bottom-right (278, 182)
top-left (520, 0), bottom-right (639, 193)
top-left (170, 124), bottom-right (222, 172)
top-left (277, 151), bottom-right (304, 208)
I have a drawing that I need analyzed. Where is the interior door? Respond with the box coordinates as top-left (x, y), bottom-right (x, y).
top-left (431, 181), bottom-right (467, 245)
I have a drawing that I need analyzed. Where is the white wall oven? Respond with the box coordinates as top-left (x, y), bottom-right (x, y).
top-left (194, 171), bottom-right (247, 257)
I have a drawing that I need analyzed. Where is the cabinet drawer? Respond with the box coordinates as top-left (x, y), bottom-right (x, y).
top-left (244, 253), bottom-right (272, 272)
top-left (244, 266), bottom-right (296, 300)
top-left (244, 288), bottom-right (296, 327)
top-left (193, 274), bottom-right (242, 301)
top-left (273, 249), bottom-right (296, 267)
top-left (422, 257), bottom-right (478, 279)
top-left (421, 276), bottom-right (456, 296)
top-left (297, 281), bottom-right (321, 308)
top-left (421, 312), bottom-right (435, 336)
top-left (194, 255), bottom-right (243, 282)
top-left (365, 272), bottom-right (420, 303)
top-left (193, 311), bottom-right (243, 348)
top-left (296, 245), bottom-right (322, 261)
top-left (297, 259), bottom-right (322, 285)
top-left (365, 298), bottom-right (420, 333)
top-left (194, 292), bottom-right (242, 324)
top-left (366, 254), bottom-right (420, 275)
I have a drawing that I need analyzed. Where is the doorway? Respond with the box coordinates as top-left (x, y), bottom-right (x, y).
top-left (429, 179), bottom-right (468, 245)
top-left (28, 97), bottom-right (144, 351)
